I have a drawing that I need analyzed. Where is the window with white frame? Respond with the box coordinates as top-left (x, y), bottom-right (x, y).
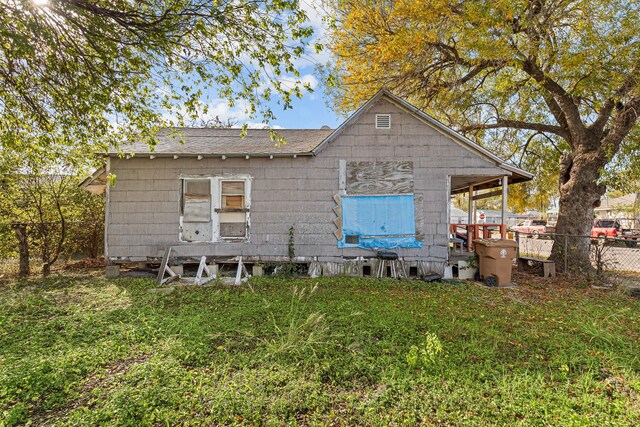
top-left (180, 179), bottom-right (213, 242)
top-left (180, 176), bottom-right (251, 242)
top-left (217, 180), bottom-right (249, 238)
top-left (182, 179), bottom-right (211, 222)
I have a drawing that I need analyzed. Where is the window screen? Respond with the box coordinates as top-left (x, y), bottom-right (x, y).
top-left (182, 179), bottom-right (211, 222)
top-left (338, 194), bottom-right (422, 249)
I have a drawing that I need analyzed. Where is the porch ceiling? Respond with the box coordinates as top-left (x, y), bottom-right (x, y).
top-left (450, 173), bottom-right (531, 195)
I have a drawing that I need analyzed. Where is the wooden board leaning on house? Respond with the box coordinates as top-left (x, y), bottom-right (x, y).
top-left (346, 161), bottom-right (413, 195)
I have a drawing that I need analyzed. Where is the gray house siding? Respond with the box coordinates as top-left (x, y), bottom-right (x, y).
top-left (106, 97), bottom-right (507, 271)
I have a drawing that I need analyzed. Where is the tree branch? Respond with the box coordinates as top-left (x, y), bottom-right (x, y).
top-left (600, 95), bottom-right (640, 155)
top-left (520, 58), bottom-right (585, 139)
top-left (589, 69), bottom-right (639, 137)
top-left (460, 118), bottom-right (569, 139)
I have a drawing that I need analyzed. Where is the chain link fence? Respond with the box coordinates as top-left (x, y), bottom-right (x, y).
top-left (515, 231), bottom-right (640, 284)
top-left (0, 220), bottom-right (104, 277)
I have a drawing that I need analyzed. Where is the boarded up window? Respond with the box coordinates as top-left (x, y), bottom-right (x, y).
top-left (346, 161), bottom-right (413, 195)
top-left (182, 179), bottom-right (211, 222)
top-left (221, 181), bottom-right (245, 209)
top-left (219, 180), bottom-right (247, 238)
top-left (180, 176), bottom-right (251, 242)
top-left (337, 194), bottom-right (422, 249)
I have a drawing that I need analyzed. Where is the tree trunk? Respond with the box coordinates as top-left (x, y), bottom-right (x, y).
top-left (550, 147), bottom-right (607, 272)
top-left (41, 228), bottom-right (51, 277)
top-left (12, 224), bottom-right (29, 276)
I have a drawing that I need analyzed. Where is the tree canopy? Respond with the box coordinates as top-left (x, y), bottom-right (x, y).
top-left (0, 0), bottom-right (318, 162)
top-left (329, 0), bottom-right (640, 269)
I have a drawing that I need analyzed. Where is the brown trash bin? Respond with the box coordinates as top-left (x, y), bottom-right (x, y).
top-left (473, 239), bottom-right (518, 287)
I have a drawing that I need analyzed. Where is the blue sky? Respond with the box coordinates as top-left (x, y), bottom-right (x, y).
top-left (267, 90), bottom-right (343, 129)
top-left (261, 0), bottom-right (343, 129)
top-left (184, 1), bottom-right (344, 130)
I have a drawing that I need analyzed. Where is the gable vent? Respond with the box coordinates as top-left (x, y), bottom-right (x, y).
top-left (375, 114), bottom-right (391, 129)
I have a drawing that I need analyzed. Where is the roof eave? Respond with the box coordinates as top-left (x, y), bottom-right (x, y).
top-left (104, 152), bottom-right (314, 158)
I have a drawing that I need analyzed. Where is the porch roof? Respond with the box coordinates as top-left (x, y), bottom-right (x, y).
top-left (450, 172), bottom-right (531, 195)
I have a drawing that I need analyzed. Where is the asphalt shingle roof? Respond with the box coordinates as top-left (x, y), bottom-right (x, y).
top-left (113, 128), bottom-right (334, 156)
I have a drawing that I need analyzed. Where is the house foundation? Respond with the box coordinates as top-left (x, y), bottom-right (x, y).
top-left (105, 255), bottom-right (444, 280)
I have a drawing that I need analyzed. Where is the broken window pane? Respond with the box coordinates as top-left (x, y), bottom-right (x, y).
top-left (219, 180), bottom-right (248, 238)
top-left (185, 180), bottom-right (210, 196)
top-left (220, 222), bottom-right (247, 237)
top-left (222, 181), bottom-right (244, 195)
top-left (183, 179), bottom-right (211, 222)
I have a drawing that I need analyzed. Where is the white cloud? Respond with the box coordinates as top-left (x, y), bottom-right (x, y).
top-left (300, 0), bottom-right (327, 31)
top-left (203, 98), bottom-right (253, 122)
top-left (292, 0), bottom-right (333, 70)
top-left (244, 123), bottom-right (285, 130)
top-left (160, 98), bottom-right (288, 129)
top-left (277, 73), bottom-right (319, 91)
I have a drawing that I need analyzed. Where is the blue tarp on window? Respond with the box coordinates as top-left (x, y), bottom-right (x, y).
top-left (338, 194), bottom-right (422, 249)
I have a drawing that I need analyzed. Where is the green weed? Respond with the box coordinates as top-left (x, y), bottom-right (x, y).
top-left (261, 284), bottom-right (329, 358)
top-left (406, 332), bottom-right (444, 369)
top-left (0, 274), bottom-right (639, 425)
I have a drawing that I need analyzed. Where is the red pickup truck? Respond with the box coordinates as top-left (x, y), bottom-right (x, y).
top-left (512, 220), bottom-right (547, 238)
top-left (590, 219), bottom-right (621, 239)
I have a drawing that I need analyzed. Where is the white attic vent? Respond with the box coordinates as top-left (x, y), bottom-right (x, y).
top-left (375, 114), bottom-right (391, 129)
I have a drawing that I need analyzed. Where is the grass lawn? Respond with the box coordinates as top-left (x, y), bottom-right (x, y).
top-left (1, 273), bottom-right (639, 426)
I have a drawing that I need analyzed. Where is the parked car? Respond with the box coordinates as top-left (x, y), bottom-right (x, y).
top-left (512, 220), bottom-right (547, 238)
top-left (620, 228), bottom-right (640, 247)
top-left (545, 222), bottom-right (557, 234)
top-left (590, 219), bottom-right (621, 239)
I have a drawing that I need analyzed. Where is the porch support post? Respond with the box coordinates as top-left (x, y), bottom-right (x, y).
top-left (501, 176), bottom-right (508, 239)
top-left (467, 184), bottom-right (474, 225)
top-left (467, 184), bottom-right (474, 249)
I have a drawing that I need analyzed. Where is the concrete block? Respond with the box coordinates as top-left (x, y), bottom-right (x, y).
top-left (252, 265), bottom-right (264, 276)
top-left (400, 124), bottom-right (438, 136)
top-left (344, 259), bottom-right (363, 276)
top-left (207, 264), bottom-right (219, 276)
top-left (298, 178), bottom-right (335, 191)
top-left (308, 157), bottom-right (339, 169)
top-left (264, 167), bottom-right (305, 179)
top-left (326, 135), bottom-right (355, 149)
top-left (107, 245), bottom-right (130, 257)
top-left (429, 245), bottom-right (449, 260)
top-left (296, 222), bottom-right (334, 235)
top-left (169, 265), bottom-right (183, 276)
top-left (308, 167), bottom-right (339, 179)
top-left (324, 146), bottom-right (352, 158)
top-left (322, 262), bottom-right (344, 277)
top-left (105, 265), bottom-right (121, 278)
top-left (436, 223), bottom-right (450, 236)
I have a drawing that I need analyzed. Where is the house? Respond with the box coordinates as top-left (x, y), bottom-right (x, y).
top-left (450, 206), bottom-right (468, 224)
top-left (594, 193), bottom-right (640, 229)
top-left (85, 90), bottom-right (533, 277)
